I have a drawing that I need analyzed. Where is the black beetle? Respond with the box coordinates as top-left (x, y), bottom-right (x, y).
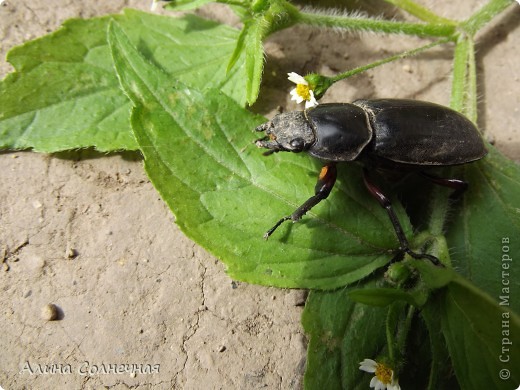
top-left (255, 99), bottom-right (487, 264)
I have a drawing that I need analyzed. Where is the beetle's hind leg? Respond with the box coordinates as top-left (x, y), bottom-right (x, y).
top-left (263, 164), bottom-right (337, 240)
top-left (420, 171), bottom-right (468, 199)
top-left (363, 168), bottom-right (441, 266)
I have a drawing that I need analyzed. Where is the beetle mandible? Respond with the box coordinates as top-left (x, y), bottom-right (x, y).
top-left (255, 99), bottom-right (488, 264)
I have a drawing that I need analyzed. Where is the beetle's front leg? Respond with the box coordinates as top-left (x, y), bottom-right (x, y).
top-left (263, 164), bottom-right (337, 239)
top-left (362, 168), bottom-right (441, 266)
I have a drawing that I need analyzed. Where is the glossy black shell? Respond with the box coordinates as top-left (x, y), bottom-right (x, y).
top-left (305, 99), bottom-right (488, 165)
top-left (305, 103), bottom-right (371, 161)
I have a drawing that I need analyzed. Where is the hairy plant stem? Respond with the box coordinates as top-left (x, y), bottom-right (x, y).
top-left (329, 37), bottom-right (451, 84)
top-left (397, 306), bottom-right (415, 357)
top-left (426, 34), bottom-right (478, 264)
top-left (308, 37), bottom-right (452, 99)
top-left (296, 11), bottom-right (456, 38)
top-left (386, 304), bottom-right (398, 363)
top-left (450, 36), bottom-right (476, 117)
top-left (428, 190), bottom-right (450, 238)
top-left (466, 39), bottom-right (478, 124)
top-left (460, 0), bottom-right (516, 36)
top-left (386, 304), bottom-right (416, 372)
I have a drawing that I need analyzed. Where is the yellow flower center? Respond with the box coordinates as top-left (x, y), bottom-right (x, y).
top-left (375, 363), bottom-right (393, 384)
top-left (296, 84), bottom-right (312, 101)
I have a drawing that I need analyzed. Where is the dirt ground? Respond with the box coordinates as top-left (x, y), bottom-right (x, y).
top-left (1, 1), bottom-right (518, 389)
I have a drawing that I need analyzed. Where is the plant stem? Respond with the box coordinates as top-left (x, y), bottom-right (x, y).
top-left (387, 304), bottom-right (416, 372)
top-left (383, 0), bottom-right (456, 25)
top-left (427, 185), bottom-right (451, 239)
top-left (450, 34), bottom-right (478, 122)
top-left (296, 11), bottom-right (456, 38)
top-left (397, 305), bottom-right (415, 356)
top-left (460, 0), bottom-right (515, 36)
top-left (428, 40), bottom-right (473, 259)
top-left (466, 39), bottom-right (478, 124)
top-left (449, 36), bottom-right (472, 115)
top-left (329, 37), bottom-right (451, 84)
top-left (386, 305), bottom-right (398, 363)
top-left (427, 34), bottom-right (478, 262)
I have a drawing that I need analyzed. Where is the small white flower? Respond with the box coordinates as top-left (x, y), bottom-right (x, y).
top-left (287, 72), bottom-right (318, 109)
top-left (359, 359), bottom-right (401, 390)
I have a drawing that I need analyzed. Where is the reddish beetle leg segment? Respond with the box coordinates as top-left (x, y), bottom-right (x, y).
top-left (263, 163), bottom-right (337, 240)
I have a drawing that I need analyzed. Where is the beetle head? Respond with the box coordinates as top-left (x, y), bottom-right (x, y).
top-left (255, 111), bottom-right (315, 154)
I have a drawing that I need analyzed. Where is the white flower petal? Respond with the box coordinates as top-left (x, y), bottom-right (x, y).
top-left (359, 359), bottom-right (377, 373)
top-left (287, 72), bottom-right (307, 85)
top-left (360, 358), bottom-right (400, 390)
top-left (304, 91), bottom-right (318, 108)
top-left (289, 88), bottom-right (304, 104)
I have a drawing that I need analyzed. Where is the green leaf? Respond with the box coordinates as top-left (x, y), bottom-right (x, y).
top-left (421, 303), bottom-right (458, 389)
top-left (243, 18), bottom-right (267, 105)
top-left (108, 21), bottom-right (409, 289)
top-left (412, 259), bottom-right (457, 289)
top-left (446, 146), bottom-right (520, 312)
top-left (301, 287), bottom-right (387, 389)
top-left (438, 276), bottom-right (520, 389)
top-left (164, 0), bottom-right (214, 11)
top-left (0, 15), bottom-right (135, 152)
top-left (412, 257), bottom-right (520, 388)
top-left (227, 21), bottom-right (249, 73)
top-left (348, 287), bottom-right (425, 307)
top-left (0, 9), bottom-right (246, 152)
top-left (364, 256), bottom-right (520, 388)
